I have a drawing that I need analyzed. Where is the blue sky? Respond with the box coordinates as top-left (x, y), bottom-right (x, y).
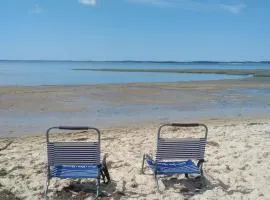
top-left (0, 0), bottom-right (269, 61)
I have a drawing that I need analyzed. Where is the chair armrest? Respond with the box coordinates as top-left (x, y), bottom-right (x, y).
top-left (145, 154), bottom-right (155, 162)
top-left (102, 153), bottom-right (108, 165)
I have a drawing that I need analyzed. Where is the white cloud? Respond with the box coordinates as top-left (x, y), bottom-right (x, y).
top-left (128, 0), bottom-right (247, 14)
top-left (29, 4), bottom-right (43, 15)
top-left (79, 0), bottom-right (96, 6)
top-left (220, 3), bottom-right (246, 14)
top-left (128, 0), bottom-right (170, 6)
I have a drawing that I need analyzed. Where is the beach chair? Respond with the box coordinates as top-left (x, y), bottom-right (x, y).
top-left (141, 123), bottom-right (208, 192)
top-left (45, 126), bottom-right (110, 199)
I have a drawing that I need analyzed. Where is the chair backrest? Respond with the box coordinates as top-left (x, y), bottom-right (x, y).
top-left (155, 123), bottom-right (208, 162)
top-left (46, 126), bottom-right (101, 166)
top-left (47, 142), bottom-right (100, 165)
top-left (156, 138), bottom-right (206, 161)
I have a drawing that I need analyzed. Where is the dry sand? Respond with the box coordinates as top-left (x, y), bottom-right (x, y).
top-left (0, 118), bottom-right (270, 200)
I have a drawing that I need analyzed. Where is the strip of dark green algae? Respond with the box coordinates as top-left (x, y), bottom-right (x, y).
top-left (72, 68), bottom-right (270, 77)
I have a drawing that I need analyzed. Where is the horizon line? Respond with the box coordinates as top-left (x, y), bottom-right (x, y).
top-left (0, 59), bottom-right (270, 63)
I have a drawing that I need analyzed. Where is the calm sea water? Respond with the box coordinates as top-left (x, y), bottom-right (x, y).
top-left (0, 61), bottom-right (269, 86)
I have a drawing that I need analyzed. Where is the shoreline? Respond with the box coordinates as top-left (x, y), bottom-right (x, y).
top-left (1, 115), bottom-right (270, 139)
top-left (0, 75), bottom-right (269, 88)
top-left (0, 76), bottom-right (254, 88)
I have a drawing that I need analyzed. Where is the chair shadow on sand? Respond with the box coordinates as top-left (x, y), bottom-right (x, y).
top-left (52, 180), bottom-right (119, 200)
top-left (52, 170), bottom-right (218, 200)
top-left (161, 174), bottom-right (213, 197)
top-left (51, 175), bottom-right (215, 199)
top-left (52, 179), bottom-right (151, 200)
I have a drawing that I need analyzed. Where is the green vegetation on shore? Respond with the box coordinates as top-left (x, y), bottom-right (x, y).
top-left (72, 68), bottom-right (270, 77)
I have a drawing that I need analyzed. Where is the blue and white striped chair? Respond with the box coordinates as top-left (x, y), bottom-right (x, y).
top-left (141, 123), bottom-right (208, 191)
top-left (45, 126), bottom-right (110, 199)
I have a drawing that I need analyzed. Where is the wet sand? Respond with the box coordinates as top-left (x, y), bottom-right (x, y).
top-left (1, 77), bottom-right (270, 137)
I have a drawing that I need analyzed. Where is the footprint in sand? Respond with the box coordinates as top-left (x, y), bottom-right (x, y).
top-left (239, 164), bottom-right (250, 170)
top-left (0, 169), bottom-right (8, 176)
top-left (262, 152), bottom-right (269, 158)
top-left (233, 154), bottom-right (240, 159)
top-left (111, 161), bottom-right (130, 169)
top-left (225, 165), bottom-right (233, 172)
top-left (207, 141), bottom-right (220, 147)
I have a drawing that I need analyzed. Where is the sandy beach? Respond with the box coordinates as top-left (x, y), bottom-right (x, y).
top-left (0, 118), bottom-right (270, 200)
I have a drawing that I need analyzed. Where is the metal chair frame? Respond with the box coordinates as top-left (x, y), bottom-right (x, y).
top-left (45, 126), bottom-right (101, 199)
top-left (141, 123), bottom-right (208, 192)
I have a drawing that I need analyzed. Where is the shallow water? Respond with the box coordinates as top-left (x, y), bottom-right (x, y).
top-left (2, 102), bottom-right (270, 137)
top-left (1, 61), bottom-right (268, 86)
top-left (1, 86), bottom-right (270, 137)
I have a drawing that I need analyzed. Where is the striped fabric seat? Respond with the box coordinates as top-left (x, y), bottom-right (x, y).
top-left (144, 137), bottom-right (206, 175)
top-left (50, 165), bottom-right (99, 178)
top-left (146, 158), bottom-right (200, 175)
top-left (47, 142), bottom-right (100, 179)
top-left (149, 137), bottom-right (206, 175)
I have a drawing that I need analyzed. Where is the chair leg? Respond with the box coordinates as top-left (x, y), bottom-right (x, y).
top-left (96, 177), bottom-right (100, 198)
top-left (198, 160), bottom-right (204, 177)
top-left (155, 174), bottom-right (161, 193)
top-left (45, 178), bottom-right (50, 200)
top-left (141, 154), bottom-right (145, 174)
